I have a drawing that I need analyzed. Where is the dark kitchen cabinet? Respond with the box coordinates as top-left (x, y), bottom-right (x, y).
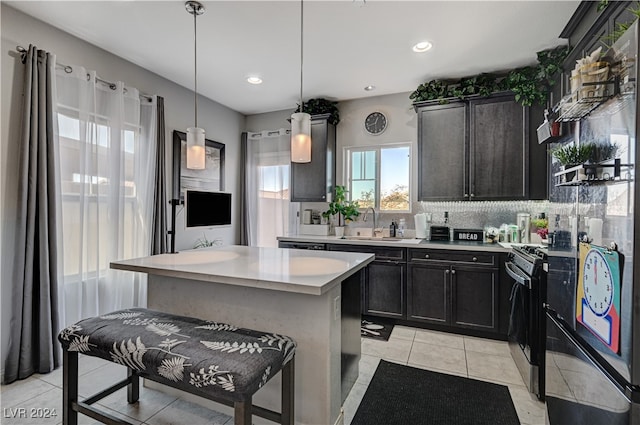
top-left (290, 113), bottom-right (335, 202)
top-left (407, 262), bottom-right (449, 323)
top-left (451, 266), bottom-right (498, 330)
top-left (327, 244), bottom-right (405, 319)
top-left (365, 261), bottom-right (406, 318)
top-left (415, 93), bottom-right (536, 201)
top-left (469, 96), bottom-right (529, 200)
top-left (417, 102), bottom-right (467, 201)
top-left (559, 1), bottom-right (636, 98)
top-left (407, 248), bottom-right (500, 333)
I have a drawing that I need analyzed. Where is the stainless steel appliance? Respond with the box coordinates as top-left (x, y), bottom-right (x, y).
top-left (505, 244), bottom-right (547, 400)
top-left (545, 21), bottom-right (639, 425)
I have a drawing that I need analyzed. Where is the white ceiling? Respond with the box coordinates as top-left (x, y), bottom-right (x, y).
top-left (8, 1), bottom-right (580, 115)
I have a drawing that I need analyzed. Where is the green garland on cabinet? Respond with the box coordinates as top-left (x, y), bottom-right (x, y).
top-left (409, 46), bottom-right (569, 107)
top-left (294, 98), bottom-right (340, 125)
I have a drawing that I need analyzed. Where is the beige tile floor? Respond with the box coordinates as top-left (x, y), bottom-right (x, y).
top-left (0, 325), bottom-right (545, 425)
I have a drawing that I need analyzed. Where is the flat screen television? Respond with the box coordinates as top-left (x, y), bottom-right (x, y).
top-left (185, 190), bottom-right (232, 228)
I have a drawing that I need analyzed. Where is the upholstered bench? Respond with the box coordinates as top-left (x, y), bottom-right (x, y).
top-left (58, 308), bottom-right (296, 425)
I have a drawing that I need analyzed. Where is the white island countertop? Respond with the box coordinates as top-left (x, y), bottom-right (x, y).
top-left (110, 245), bottom-right (374, 296)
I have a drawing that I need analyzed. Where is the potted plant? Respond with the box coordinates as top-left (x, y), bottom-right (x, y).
top-left (552, 143), bottom-right (595, 181)
top-left (590, 141), bottom-right (618, 163)
top-left (322, 185), bottom-right (360, 237)
top-left (584, 141), bottom-right (618, 178)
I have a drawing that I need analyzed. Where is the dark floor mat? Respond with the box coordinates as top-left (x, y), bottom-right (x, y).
top-left (351, 360), bottom-right (521, 425)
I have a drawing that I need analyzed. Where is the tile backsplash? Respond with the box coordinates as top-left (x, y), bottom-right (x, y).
top-left (296, 200), bottom-right (574, 237)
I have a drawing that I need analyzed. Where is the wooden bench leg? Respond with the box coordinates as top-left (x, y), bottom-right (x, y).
top-left (62, 350), bottom-right (78, 425)
top-left (127, 368), bottom-right (139, 403)
top-left (234, 398), bottom-right (252, 425)
top-left (281, 357), bottom-right (295, 425)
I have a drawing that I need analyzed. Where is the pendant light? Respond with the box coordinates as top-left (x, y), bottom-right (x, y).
top-left (186, 1), bottom-right (205, 170)
top-left (291, 0), bottom-right (311, 163)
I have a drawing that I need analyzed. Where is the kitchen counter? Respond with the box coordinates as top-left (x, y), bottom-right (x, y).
top-left (278, 234), bottom-right (510, 253)
top-left (110, 245), bottom-right (373, 424)
top-left (111, 244), bottom-right (373, 296)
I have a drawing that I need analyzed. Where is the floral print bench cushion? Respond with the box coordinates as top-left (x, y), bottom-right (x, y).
top-left (58, 308), bottom-right (296, 402)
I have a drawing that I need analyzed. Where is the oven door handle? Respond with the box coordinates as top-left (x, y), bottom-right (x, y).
top-left (504, 261), bottom-right (531, 289)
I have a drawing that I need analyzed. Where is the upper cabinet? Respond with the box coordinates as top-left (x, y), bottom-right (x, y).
top-left (290, 114), bottom-right (336, 202)
top-left (557, 1), bottom-right (637, 101)
top-left (416, 93), bottom-right (545, 201)
top-left (416, 102), bottom-right (467, 201)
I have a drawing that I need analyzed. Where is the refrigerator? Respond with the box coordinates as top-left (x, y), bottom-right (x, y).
top-left (545, 21), bottom-right (640, 425)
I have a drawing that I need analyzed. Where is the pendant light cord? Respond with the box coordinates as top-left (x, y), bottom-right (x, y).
top-left (193, 8), bottom-right (198, 128)
top-left (299, 0), bottom-right (304, 113)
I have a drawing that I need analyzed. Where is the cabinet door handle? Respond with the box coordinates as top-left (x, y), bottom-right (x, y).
top-left (470, 194), bottom-right (475, 198)
top-left (472, 257), bottom-right (478, 262)
top-left (445, 269), bottom-right (450, 274)
top-left (451, 269), bottom-right (456, 275)
top-left (424, 254), bottom-right (430, 259)
top-left (464, 193), bottom-right (469, 198)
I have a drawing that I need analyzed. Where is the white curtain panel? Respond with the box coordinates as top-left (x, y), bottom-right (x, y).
top-left (245, 129), bottom-right (292, 247)
top-left (55, 66), bottom-right (157, 326)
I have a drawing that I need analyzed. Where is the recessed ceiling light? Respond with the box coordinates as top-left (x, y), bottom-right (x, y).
top-left (364, 85), bottom-right (376, 91)
top-left (412, 41), bottom-right (433, 53)
top-left (247, 76), bottom-right (263, 85)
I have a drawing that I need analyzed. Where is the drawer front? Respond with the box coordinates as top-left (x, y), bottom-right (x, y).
top-left (327, 244), bottom-right (405, 261)
top-left (408, 248), bottom-right (496, 266)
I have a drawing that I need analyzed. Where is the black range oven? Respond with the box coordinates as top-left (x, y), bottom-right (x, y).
top-left (505, 244), bottom-right (547, 400)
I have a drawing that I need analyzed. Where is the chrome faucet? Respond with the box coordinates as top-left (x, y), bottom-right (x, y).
top-left (363, 207), bottom-right (379, 236)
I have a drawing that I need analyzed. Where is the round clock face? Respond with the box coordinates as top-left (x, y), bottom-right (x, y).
top-left (364, 112), bottom-right (387, 135)
top-left (583, 249), bottom-right (614, 316)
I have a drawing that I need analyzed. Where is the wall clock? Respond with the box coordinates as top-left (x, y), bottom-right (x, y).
top-left (364, 111), bottom-right (387, 135)
top-left (576, 242), bottom-right (622, 354)
top-left (583, 248), bottom-right (614, 316)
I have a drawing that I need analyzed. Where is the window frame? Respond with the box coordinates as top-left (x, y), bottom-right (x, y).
top-left (344, 142), bottom-right (412, 213)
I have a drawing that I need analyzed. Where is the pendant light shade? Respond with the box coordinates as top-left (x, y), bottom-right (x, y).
top-left (291, 0), bottom-right (311, 163)
top-left (186, 127), bottom-right (205, 169)
top-left (291, 112), bottom-right (311, 163)
top-left (186, 1), bottom-right (206, 170)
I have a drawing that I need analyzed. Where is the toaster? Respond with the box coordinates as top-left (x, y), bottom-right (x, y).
top-left (430, 226), bottom-right (450, 241)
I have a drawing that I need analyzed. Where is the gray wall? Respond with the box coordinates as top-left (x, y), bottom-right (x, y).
top-left (245, 92), bottom-right (419, 232)
top-left (246, 92), bottom-right (417, 196)
top-left (1, 5), bottom-right (245, 379)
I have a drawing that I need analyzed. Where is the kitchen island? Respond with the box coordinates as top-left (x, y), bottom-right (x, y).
top-left (111, 245), bottom-right (374, 425)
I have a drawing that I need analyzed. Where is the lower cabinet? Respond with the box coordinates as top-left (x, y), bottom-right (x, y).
top-left (451, 266), bottom-right (498, 330)
top-left (364, 261), bottom-right (406, 318)
top-left (407, 263), bottom-right (449, 323)
top-left (327, 244), bottom-right (405, 319)
top-left (301, 242), bottom-right (505, 336)
top-left (408, 249), bottom-right (500, 333)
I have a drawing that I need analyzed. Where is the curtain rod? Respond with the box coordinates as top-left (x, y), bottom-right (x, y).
top-left (16, 45), bottom-right (153, 102)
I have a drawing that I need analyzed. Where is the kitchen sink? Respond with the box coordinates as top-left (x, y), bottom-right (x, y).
top-left (343, 236), bottom-right (402, 242)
